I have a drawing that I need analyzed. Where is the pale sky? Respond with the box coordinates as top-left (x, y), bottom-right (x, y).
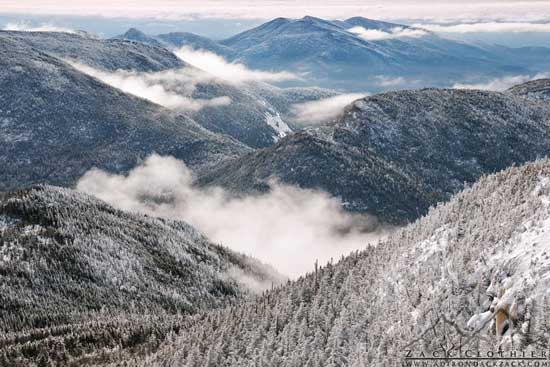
top-left (3, 1), bottom-right (550, 22)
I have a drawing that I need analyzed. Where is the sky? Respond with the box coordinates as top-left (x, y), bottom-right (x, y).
top-left (3, 1), bottom-right (550, 22)
top-left (2, 1), bottom-right (550, 45)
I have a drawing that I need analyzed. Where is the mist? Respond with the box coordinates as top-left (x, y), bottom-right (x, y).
top-left (453, 72), bottom-right (550, 91)
top-left (348, 26), bottom-right (428, 41)
top-left (290, 93), bottom-right (367, 125)
top-left (3, 21), bottom-right (76, 33)
top-left (174, 46), bottom-right (299, 84)
top-left (412, 22), bottom-right (550, 34)
top-left (69, 62), bottom-right (231, 111)
top-left (77, 155), bottom-right (393, 278)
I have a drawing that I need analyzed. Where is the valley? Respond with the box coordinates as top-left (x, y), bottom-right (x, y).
top-left (1, 8), bottom-right (550, 366)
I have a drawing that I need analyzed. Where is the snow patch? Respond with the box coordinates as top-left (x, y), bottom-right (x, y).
top-left (265, 111), bottom-right (292, 141)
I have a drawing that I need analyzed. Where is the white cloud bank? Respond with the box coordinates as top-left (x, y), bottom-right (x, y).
top-left (3, 21), bottom-right (76, 33)
top-left (69, 62), bottom-right (231, 111)
top-left (291, 93), bottom-right (367, 125)
top-left (412, 22), bottom-right (550, 34)
top-left (77, 155), bottom-right (392, 278)
top-left (3, 1), bottom-right (550, 23)
top-left (174, 46), bottom-right (298, 84)
top-left (453, 73), bottom-right (550, 91)
top-left (373, 76), bottom-right (407, 87)
top-left (348, 26), bottom-right (428, 41)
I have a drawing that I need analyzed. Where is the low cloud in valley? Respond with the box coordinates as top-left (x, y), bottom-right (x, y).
top-left (412, 22), bottom-right (550, 34)
top-left (69, 62), bottom-right (231, 111)
top-left (3, 21), bottom-right (76, 33)
top-left (174, 46), bottom-right (299, 84)
top-left (453, 73), bottom-right (550, 91)
top-left (348, 26), bottom-right (428, 41)
top-left (77, 155), bottom-right (392, 278)
top-left (290, 93), bottom-right (367, 125)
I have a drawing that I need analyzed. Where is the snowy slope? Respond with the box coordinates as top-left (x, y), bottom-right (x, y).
top-left (138, 159), bottom-right (550, 367)
top-left (118, 16), bottom-right (550, 92)
top-left (0, 36), bottom-right (248, 191)
top-left (508, 78), bottom-right (550, 101)
top-left (198, 87), bottom-right (550, 224)
top-left (0, 185), bottom-right (284, 365)
top-left (0, 30), bottom-right (185, 72)
top-left (2, 30), bottom-right (332, 148)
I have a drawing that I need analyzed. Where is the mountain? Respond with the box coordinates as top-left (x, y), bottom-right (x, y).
top-left (136, 158), bottom-right (550, 367)
top-left (124, 16), bottom-right (550, 91)
top-left (0, 30), bottom-right (184, 72)
top-left (508, 78), bottom-right (550, 101)
top-left (3, 29), bottom-right (338, 149)
top-left (198, 86), bottom-right (550, 224)
top-left (112, 29), bottom-right (338, 146)
top-left (19, 27), bottom-right (331, 148)
top-left (116, 28), bottom-right (235, 57)
top-left (116, 27), bottom-right (167, 48)
top-left (0, 30), bottom-right (289, 148)
top-left (216, 16), bottom-right (537, 90)
top-left (0, 185), bottom-right (284, 365)
top-left (0, 35), bottom-right (248, 191)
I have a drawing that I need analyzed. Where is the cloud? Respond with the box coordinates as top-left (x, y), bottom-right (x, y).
top-left (290, 93), bottom-right (367, 125)
top-left (373, 76), bottom-right (407, 87)
top-left (452, 72), bottom-right (550, 91)
top-left (412, 22), bottom-right (550, 34)
top-left (174, 46), bottom-right (298, 84)
top-left (348, 26), bottom-right (428, 41)
top-left (77, 155), bottom-right (393, 278)
top-left (3, 20), bottom-right (76, 33)
top-left (223, 265), bottom-right (284, 293)
top-left (69, 61), bottom-right (231, 111)
top-left (3, 1), bottom-right (550, 23)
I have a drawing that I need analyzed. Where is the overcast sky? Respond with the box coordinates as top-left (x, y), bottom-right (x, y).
top-left (3, 1), bottom-right (550, 22)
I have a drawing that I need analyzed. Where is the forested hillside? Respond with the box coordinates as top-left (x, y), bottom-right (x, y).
top-left (0, 30), bottom-right (334, 150)
top-left (138, 159), bottom-right (550, 366)
top-left (0, 185), bottom-right (283, 366)
top-left (0, 30), bottom-right (185, 72)
top-left (0, 35), bottom-right (248, 191)
top-left (508, 78), bottom-right (550, 101)
top-left (200, 87), bottom-right (550, 224)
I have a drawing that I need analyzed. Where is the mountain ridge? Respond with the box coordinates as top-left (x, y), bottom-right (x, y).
top-left (0, 184), bottom-right (284, 364)
top-left (115, 16), bottom-right (550, 91)
top-left (0, 35), bottom-right (249, 191)
top-left (198, 85), bottom-right (550, 224)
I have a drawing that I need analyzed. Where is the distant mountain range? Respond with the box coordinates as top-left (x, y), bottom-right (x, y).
top-left (198, 84), bottom-right (550, 224)
top-left (115, 16), bottom-right (550, 91)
